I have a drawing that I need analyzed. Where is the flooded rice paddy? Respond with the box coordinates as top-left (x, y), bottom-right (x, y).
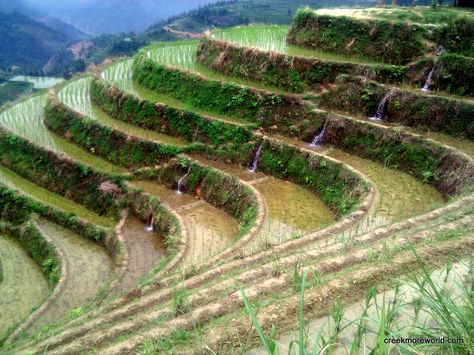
top-left (58, 78), bottom-right (187, 146)
top-left (324, 147), bottom-right (444, 230)
top-left (115, 216), bottom-right (167, 292)
top-left (131, 180), bottom-right (238, 264)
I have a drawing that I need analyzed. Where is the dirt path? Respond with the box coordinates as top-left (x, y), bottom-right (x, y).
top-left (163, 25), bottom-right (203, 39)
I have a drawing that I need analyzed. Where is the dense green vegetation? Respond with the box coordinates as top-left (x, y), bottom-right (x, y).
top-left (288, 7), bottom-right (474, 64)
top-left (288, 9), bottom-right (427, 65)
top-left (197, 37), bottom-right (405, 93)
top-left (0, 12), bottom-right (73, 73)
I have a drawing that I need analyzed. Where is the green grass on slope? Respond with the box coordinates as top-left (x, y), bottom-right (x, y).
top-left (0, 166), bottom-right (115, 228)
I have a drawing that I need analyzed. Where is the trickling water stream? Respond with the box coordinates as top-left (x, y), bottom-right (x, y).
top-left (248, 144), bottom-right (263, 173)
top-left (310, 120), bottom-right (328, 146)
top-left (421, 66), bottom-right (436, 92)
top-left (177, 166), bottom-right (192, 194)
top-left (369, 90), bottom-right (392, 121)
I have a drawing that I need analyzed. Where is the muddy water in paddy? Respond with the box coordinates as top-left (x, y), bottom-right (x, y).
top-left (0, 234), bottom-right (49, 340)
top-left (28, 220), bottom-right (113, 333)
top-left (190, 156), bottom-right (335, 249)
top-left (131, 181), bottom-right (196, 209)
top-left (254, 178), bottom-right (335, 241)
top-left (115, 216), bottom-right (167, 293)
top-left (131, 180), bottom-right (239, 264)
top-left (190, 156), bottom-right (266, 182)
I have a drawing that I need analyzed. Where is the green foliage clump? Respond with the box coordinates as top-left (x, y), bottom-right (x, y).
top-left (0, 218), bottom-right (61, 287)
top-left (0, 183), bottom-right (110, 244)
top-left (0, 125), bottom-right (121, 217)
top-left (255, 139), bottom-right (363, 216)
top-left (441, 17), bottom-right (474, 58)
top-left (435, 54), bottom-right (474, 97)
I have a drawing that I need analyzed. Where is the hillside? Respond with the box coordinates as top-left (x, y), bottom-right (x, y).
top-left (24, 0), bottom-right (217, 35)
top-left (0, 12), bottom-right (73, 73)
top-left (159, 0), bottom-right (378, 33)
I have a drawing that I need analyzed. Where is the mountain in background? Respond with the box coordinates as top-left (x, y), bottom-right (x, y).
top-left (23, 0), bottom-right (217, 35)
top-left (0, 12), bottom-right (75, 73)
top-left (0, 0), bottom-right (439, 77)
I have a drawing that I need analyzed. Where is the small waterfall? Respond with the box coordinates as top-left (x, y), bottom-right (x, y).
top-left (145, 214), bottom-right (154, 232)
top-left (369, 90), bottom-right (392, 121)
top-left (421, 66), bottom-right (436, 92)
top-left (310, 120), bottom-right (328, 147)
top-left (177, 166), bottom-right (191, 194)
top-left (248, 144), bottom-right (263, 173)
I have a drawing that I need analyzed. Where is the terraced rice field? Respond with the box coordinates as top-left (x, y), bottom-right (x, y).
top-left (212, 25), bottom-right (382, 63)
top-left (0, 94), bottom-right (124, 174)
top-left (0, 6), bottom-right (473, 355)
top-left (0, 234), bottom-right (49, 340)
